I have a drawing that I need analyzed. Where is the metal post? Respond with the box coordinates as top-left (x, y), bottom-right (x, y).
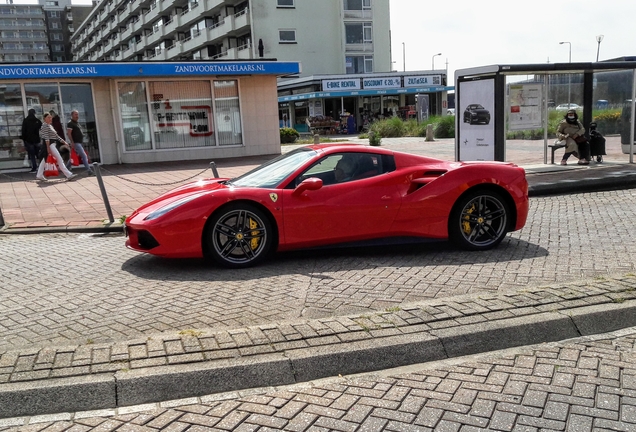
top-left (93, 162), bottom-right (114, 223)
top-left (210, 161), bottom-right (219, 178)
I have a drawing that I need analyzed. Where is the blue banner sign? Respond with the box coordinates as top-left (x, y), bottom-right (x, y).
top-left (0, 61), bottom-right (301, 79)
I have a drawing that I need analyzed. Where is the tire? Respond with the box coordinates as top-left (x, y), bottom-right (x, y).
top-left (204, 203), bottom-right (274, 268)
top-left (449, 190), bottom-right (510, 251)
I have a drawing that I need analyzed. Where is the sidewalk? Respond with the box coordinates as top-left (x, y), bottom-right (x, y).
top-left (1, 135), bottom-right (636, 233)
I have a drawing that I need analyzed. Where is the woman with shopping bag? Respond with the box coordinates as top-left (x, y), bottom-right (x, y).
top-left (35, 112), bottom-right (77, 181)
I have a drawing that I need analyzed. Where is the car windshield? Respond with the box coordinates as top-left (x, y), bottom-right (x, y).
top-left (230, 147), bottom-right (317, 188)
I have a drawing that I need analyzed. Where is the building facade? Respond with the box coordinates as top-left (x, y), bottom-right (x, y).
top-left (0, 60), bottom-right (300, 171)
top-left (70, 0), bottom-right (391, 76)
top-left (0, 0), bottom-right (92, 63)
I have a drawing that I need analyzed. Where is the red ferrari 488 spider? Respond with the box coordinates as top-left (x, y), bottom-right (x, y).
top-left (125, 144), bottom-right (528, 268)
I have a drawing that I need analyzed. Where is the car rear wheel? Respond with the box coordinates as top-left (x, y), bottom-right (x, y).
top-left (449, 190), bottom-right (510, 251)
top-left (205, 203), bottom-right (274, 268)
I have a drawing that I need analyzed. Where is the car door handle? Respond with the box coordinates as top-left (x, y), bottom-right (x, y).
top-left (381, 195), bottom-right (393, 200)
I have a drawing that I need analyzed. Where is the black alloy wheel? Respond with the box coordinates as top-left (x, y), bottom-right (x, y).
top-left (449, 190), bottom-right (510, 251)
top-left (205, 203), bottom-right (274, 268)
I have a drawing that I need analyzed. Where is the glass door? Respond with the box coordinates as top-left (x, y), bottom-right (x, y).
top-left (59, 83), bottom-right (100, 163)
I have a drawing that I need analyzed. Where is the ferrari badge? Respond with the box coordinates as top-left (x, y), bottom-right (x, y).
top-left (270, 193), bottom-right (278, 203)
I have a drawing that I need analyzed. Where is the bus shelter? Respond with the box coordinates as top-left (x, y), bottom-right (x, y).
top-left (455, 61), bottom-right (636, 164)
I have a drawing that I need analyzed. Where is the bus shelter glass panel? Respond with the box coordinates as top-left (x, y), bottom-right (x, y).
top-left (0, 83), bottom-right (25, 170)
top-left (592, 69), bottom-right (634, 155)
top-left (148, 81), bottom-right (214, 149)
top-left (213, 80), bottom-right (242, 146)
top-left (118, 81), bottom-right (152, 151)
top-left (60, 83), bottom-right (100, 163)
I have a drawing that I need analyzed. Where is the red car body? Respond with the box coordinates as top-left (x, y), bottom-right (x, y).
top-left (125, 144), bottom-right (528, 267)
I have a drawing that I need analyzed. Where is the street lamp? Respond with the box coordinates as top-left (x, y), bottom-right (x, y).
top-left (559, 41), bottom-right (572, 105)
top-left (402, 42), bottom-right (406, 72)
top-left (432, 52), bottom-right (441, 70)
top-left (596, 35), bottom-right (604, 62)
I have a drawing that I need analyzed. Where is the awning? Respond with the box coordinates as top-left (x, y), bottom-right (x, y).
top-left (278, 86), bottom-right (454, 102)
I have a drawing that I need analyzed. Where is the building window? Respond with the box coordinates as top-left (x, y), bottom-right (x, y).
top-left (51, 33), bottom-right (62, 40)
top-left (214, 80), bottom-right (242, 146)
top-left (344, 0), bottom-right (371, 10)
top-left (345, 22), bottom-right (372, 44)
top-left (277, 0), bottom-right (294, 7)
top-left (50, 21), bottom-right (59, 29)
top-left (278, 29), bottom-right (296, 43)
top-left (346, 55), bottom-right (373, 74)
top-left (48, 11), bottom-right (60, 18)
top-left (52, 43), bottom-right (63, 51)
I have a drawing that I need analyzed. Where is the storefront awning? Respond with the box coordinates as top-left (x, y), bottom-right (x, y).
top-left (278, 85), bottom-right (454, 102)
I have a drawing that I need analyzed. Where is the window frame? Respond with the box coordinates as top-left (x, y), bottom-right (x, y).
top-left (278, 29), bottom-right (296, 44)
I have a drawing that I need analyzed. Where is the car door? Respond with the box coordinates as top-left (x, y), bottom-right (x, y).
top-left (280, 153), bottom-right (402, 248)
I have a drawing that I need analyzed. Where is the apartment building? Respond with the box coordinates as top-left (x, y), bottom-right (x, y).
top-left (70, 0), bottom-right (391, 76)
top-left (0, 0), bottom-right (92, 63)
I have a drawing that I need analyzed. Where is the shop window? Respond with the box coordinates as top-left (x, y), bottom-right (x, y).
top-left (214, 80), bottom-right (242, 146)
top-left (149, 81), bottom-right (215, 149)
top-left (277, 0), bottom-right (294, 7)
top-left (0, 83), bottom-right (25, 170)
top-left (278, 29), bottom-right (295, 44)
top-left (118, 81), bottom-right (152, 151)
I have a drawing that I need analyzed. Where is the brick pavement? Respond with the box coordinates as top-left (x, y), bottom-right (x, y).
top-left (1, 326), bottom-right (635, 431)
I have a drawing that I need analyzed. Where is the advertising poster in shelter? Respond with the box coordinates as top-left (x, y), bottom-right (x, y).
top-left (458, 79), bottom-right (495, 161)
top-left (508, 83), bottom-right (542, 131)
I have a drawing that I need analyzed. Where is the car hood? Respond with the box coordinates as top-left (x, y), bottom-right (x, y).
top-left (132, 178), bottom-right (230, 215)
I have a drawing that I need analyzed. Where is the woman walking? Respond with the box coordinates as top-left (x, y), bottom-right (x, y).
top-left (36, 112), bottom-right (77, 181)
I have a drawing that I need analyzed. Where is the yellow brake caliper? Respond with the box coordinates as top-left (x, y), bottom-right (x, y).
top-left (249, 217), bottom-right (260, 250)
top-left (462, 204), bottom-right (475, 234)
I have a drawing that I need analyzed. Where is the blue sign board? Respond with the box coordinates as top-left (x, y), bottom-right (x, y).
top-left (0, 61), bottom-right (301, 80)
top-left (278, 86), bottom-right (454, 102)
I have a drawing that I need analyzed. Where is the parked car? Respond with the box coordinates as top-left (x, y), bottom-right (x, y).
top-left (555, 103), bottom-right (582, 111)
top-left (125, 144), bottom-right (529, 268)
top-left (463, 104), bottom-right (491, 125)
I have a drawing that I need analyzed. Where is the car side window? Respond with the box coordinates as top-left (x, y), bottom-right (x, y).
top-left (292, 152), bottom-right (388, 188)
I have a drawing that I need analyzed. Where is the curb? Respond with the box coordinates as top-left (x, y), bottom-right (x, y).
top-left (1, 299), bottom-right (635, 419)
top-left (0, 224), bottom-right (123, 235)
top-left (528, 170), bottom-right (636, 196)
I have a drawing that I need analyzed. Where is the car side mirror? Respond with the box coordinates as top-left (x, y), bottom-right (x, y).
top-left (294, 177), bottom-right (323, 195)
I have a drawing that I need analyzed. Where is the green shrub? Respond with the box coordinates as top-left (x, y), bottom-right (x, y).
top-left (373, 116), bottom-right (405, 137)
top-left (434, 115), bottom-right (455, 138)
top-left (279, 127), bottom-right (300, 144)
top-left (368, 130), bottom-right (382, 146)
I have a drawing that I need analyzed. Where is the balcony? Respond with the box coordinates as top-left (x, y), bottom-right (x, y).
top-left (121, 24), bottom-right (132, 40)
top-left (179, 2), bottom-right (201, 29)
top-left (143, 4), bottom-right (160, 25)
top-left (210, 49), bottom-right (227, 60)
top-left (162, 14), bottom-right (180, 36)
top-left (343, 9), bottom-right (372, 19)
top-left (233, 7), bottom-right (249, 31)
top-left (236, 42), bottom-right (252, 60)
top-left (206, 18), bottom-right (228, 43)
top-left (345, 42), bottom-right (374, 53)
top-left (165, 42), bottom-right (182, 58)
top-left (202, 0), bottom-right (223, 10)
top-left (181, 30), bottom-right (204, 52)
top-left (146, 26), bottom-right (164, 45)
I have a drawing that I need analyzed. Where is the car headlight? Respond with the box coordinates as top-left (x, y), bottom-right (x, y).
top-left (144, 192), bottom-right (207, 221)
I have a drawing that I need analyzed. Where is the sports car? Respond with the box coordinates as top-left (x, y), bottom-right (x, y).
top-left (125, 144), bottom-right (528, 268)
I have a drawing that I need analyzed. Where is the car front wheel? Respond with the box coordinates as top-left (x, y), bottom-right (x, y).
top-left (449, 190), bottom-right (510, 251)
top-left (205, 203), bottom-right (274, 268)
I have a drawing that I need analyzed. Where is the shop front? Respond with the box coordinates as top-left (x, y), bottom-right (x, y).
top-left (277, 71), bottom-right (453, 135)
top-left (0, 60), bottom-right (300, 170)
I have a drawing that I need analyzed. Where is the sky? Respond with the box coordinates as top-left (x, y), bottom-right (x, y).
top-left (389, 0), bottom-right (636, 84)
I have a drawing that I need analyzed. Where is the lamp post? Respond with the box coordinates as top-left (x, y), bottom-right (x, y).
top-left (596, 35), bottom-right (604, 62)
top-left (559, 41), bottom-right (571, 105)
top-left (431, 52), bottom-right (441, 70)
top-left (402, 42), bottom-right (405, 72)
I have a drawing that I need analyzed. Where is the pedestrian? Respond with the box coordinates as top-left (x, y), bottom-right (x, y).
top-left (66, 110), bottom-right (94, 175)
top-left (557, 109), bottom-right (588, 165)
top-left (36, 112), bottom-right (77, 181)
top-left (50, 110), bottom-right (71, 168)
top-left (20, 108), bottom-right (42, 173)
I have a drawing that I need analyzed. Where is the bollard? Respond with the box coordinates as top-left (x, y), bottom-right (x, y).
top-left (93, 162), bottom-right (115, 223)
top-left (314, 134), bottom-right (320, 144)
top-left (210, 161), bottom-right (219, 178)
top-left (0, 206), bottom-right (4, 228)
top-left (425, 124), bottom-right (435, 142)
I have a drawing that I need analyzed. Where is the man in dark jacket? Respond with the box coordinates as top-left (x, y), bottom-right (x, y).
top-left (20, 109), bottom-right (42, 172)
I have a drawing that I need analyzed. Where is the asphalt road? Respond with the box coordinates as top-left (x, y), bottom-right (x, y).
top-left (2, 188), bottom-right (636, 353)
